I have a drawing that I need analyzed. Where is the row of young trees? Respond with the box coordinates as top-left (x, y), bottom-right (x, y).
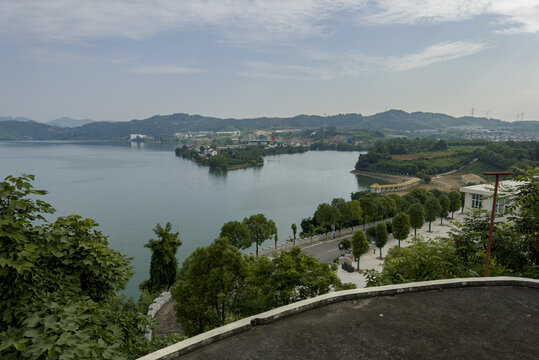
top-left (300, 188), bottom-right (462, 241)
top-left (365, 169), bottom-right (539, 285)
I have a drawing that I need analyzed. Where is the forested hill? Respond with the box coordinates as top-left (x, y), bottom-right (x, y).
top-left (0, 110), bottom-right (537, 140)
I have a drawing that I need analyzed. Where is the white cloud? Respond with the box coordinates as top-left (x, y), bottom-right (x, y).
top-left (239, 61), bottom-right (334, 80)
top-left (0, 0), bottom-right (363, 43)
top-left (241, 40), bottom-right (488, 80)
top-left (362, 0), bottom-right (539, 34)
top-left (2, 0), bottom-right (536, 45)
top-left (383, 41), bottom-right (489, 72)
top-left (129, 65), bottom-right (207, 74)
top-left (490, 0), bottom-right (539, 34)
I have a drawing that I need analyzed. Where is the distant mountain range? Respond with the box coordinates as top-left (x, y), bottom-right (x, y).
top-left (47, 117), bottom-right (94, 128)
top-left (0, 110), bottom-right (537, 140)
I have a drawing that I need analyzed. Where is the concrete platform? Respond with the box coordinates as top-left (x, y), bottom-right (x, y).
top-left (138, 277), bottom-right (539, 360)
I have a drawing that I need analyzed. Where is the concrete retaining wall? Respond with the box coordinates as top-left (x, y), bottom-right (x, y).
top-left (137, 277), bottom-right (539, 359)
top-left (145, 292), bottom-right (173, 340)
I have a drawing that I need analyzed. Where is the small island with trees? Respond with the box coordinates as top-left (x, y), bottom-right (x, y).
top-left (175, 144), bottom-right (307, 170)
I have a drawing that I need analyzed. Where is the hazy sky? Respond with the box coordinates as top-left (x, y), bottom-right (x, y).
top-left (1, 0), bottom-right (538, 122)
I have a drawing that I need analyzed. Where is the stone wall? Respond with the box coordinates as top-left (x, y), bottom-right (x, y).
top-left (145, 292), bottom-right (172, 340)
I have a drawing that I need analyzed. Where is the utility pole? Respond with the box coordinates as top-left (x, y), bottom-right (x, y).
top-left (483, 172), bottom-right (512, 277)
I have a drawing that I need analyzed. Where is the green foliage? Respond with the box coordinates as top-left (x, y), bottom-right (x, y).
top-left (352, 138), bottom-right (511, 177)
top-left (406, 203), bottom-right (424, 236)
top-left (0, 175), bottom-right (154, 359)
top-left (392, 213), bottom-right (411, 246)
top-left (350, 190), bottom-right (372, 200)
top-left (172, 238), bottom-right (247, 336)
top-left (241, 248), bottom-right (346, 312)
top-left (439, 195), bottom-right (450, 224)
top-left (448, 191), bottom-right (461, 218)
top-left (366, 170), bottom-right (539, 286)
top-left (416, 170), bottom-right (431, 184)
top-left (220, 221), bottom-right (251, 249)
top-left (140, 223), bottom-right (182, 293)
top-left (424, 196), bottom-right (442, 231)
top-left (359, 196), bottom-right (378, 224)
top-left (364, 238), bottom-right (505, 287)
top-left (375, 222), bottom-right (388, 257)
top-left (384, 221), bottom-right (392, 234)
top-left (314, 203), bottom-right (340, 233)
top-left (352, 231), bottom-right (370, 269)
top-left (177, 144), bottom-right (308, 170)
top-left (244, 214), bottom-right (278, 257)
top-left (366, 226), bottom-right (377, 241)
top-left (339, 239), bottom-right (352, 255)
top-left (172, 241), bottom-right (346, 336)
top-left (137, 289), bottom-right (163, 314)
top-left (356, 151), bottom-right (474, 176)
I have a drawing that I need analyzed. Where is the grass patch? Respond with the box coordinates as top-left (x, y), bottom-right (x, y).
top-left (464, 160), bottom-right (505, 179)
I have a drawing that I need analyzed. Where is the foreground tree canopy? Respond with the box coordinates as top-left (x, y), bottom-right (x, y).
top-left (172, 239), bottom-right (352, 337)
top-left (0, 175), bottom-right (175, 359)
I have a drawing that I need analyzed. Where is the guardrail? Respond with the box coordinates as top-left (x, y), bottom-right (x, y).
top-left (252, 219), bottom-right (392, 257)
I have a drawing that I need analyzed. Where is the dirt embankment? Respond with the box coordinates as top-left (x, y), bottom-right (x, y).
top-left (350, 170), bottom-right (412, 184)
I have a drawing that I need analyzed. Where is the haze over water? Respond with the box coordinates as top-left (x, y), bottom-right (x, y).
top-left (0, 141), bottom-right (368, 297)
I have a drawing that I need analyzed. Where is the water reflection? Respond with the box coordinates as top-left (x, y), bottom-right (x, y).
top-left (208, 167), bottom-right (228, 179)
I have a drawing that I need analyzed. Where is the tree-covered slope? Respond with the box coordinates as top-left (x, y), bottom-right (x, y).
top-left (0, 110), bottom-right (536, 140)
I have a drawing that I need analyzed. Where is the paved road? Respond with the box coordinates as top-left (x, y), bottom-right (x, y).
top-left (301, 229), bottom-right (368, 262)
top-left (300, 223), bottom-right (381, 262)
top-left (302, 237), bottom-right (344, 262)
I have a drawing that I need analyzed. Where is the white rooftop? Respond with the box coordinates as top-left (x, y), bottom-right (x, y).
top-left (460, 180), bottom-right (523, 195)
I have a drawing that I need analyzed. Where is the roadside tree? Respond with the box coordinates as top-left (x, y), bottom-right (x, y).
top-left (375, 222), bottom-right (388, 258)
top-left (359, 197), bottom-right (378, 228)
top-left (244, 214), bottom-right (278, 257)
top-left (406, 203), bottom-right (424, 237)
top-left (220, 220), bottom-right (251, 249)
top-left (439, 194), bottom-right (450, 225)
top-left (339, 239), bottom-right (351, 255)
top-left (349, 200), bottom-right (363, 227)
top-left (448, 191), bottom-right (461, 218)
top-left (291, 223), bottom-right (297, 247)
top-left (352, 230), bottom-right (370, 269)
top-left (314, 203), bottom-right (340, 237)
top-left (392, 213), bottom-right (411, 248)
top-left (424, 196), bottom-right (442, 232)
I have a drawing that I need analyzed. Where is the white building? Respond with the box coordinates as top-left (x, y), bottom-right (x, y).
top-left (130, 134), bottom-right (148, 141)
top-left (460, 180), bottom-right (521, 215)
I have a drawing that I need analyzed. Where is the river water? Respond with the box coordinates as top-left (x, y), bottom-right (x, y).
top-left (0, 141), bottom-right (372, 297)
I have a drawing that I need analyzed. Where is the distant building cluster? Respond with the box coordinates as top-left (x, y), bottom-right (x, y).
top-left (463, 129), bottom-right (538, 141)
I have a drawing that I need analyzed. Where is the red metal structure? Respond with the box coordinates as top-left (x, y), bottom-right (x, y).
top-left (483, 172), bottom-right (512, 277)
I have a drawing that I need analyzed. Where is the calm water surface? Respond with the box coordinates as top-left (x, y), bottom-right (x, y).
top-left (0, 141), bottom-right (368, 297)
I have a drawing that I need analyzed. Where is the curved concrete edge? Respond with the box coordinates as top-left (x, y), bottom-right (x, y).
top-left (145, 292), bottom-right (173, 341)
top-left (137, 276), bottom-right (539, 360)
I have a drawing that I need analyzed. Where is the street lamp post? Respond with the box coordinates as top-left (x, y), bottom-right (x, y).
top-left (483, 172), bottom-right (512, 277)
